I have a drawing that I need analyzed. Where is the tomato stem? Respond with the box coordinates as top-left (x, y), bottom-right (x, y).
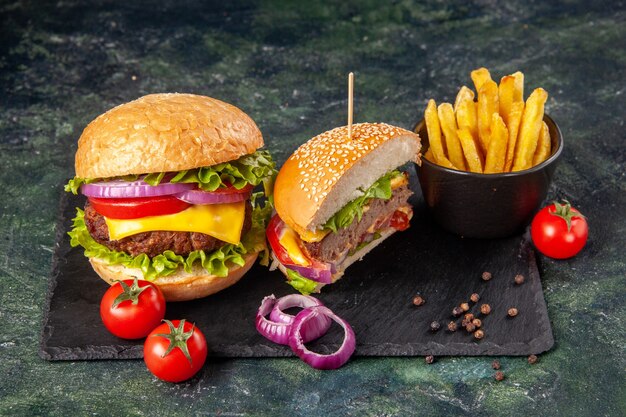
top-left (111, 277), bottom-right (148, 308)
top-left (550, 200), bottom-right (585, 232)
top-left (154, 319), bottom-right (195, 365)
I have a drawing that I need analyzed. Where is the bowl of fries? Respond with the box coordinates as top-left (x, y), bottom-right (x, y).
top-left (415, 68), bottom-right (563, 238)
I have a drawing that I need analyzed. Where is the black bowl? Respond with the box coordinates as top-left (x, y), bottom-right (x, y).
top-left (414, 114), bottom-right (563, 238)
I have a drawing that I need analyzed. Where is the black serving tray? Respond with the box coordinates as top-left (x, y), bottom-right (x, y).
top-left (40, 167), bottom-right (553, 360)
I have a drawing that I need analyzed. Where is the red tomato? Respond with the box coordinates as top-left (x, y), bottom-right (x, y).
top-left (266, 214), bottom-right (297, 265)
top-left (531, 201), bottom-right (588, 259)
top-left (144, 320), bottom-right (208, 383)
top-left (390, 210), bottom-right (411, 231)
top-left (88, 195), bottom-right (190, 219)
top-left (100, 278), bottom-right (166, 339)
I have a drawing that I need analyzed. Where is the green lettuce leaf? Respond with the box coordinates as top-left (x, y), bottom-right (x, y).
top-left (65, 150), bottom-right (276, 194)
top-left (285, 269), bottom-right (319, 295)
top-left (68, 203), bottom-right (272, 280)
top-left (323, 170), bottom-right (402, 233)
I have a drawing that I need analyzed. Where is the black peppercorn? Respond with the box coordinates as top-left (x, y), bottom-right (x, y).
top-left (430, 321), bottom-right (441, 332)
top-left (464, 313), bottom-right (475, 322)
top-left (460, 302), bottom-right (470, 312)
top-left (492, 360), bottom-right (501, 370)
top-left (495, 371), bottom-right (504, 381)
top-left (465, 323), bottom-right (476, 333)
top-left (472, 318), bottom-right (482, 328)
top-left (413, 295), bottom-right (425, 306)
top-left (482, 271), bottom-right (492, 281)
top-left (425, 355), bottom-right (434, 364)
top-left (480, 304), bottom-right (491, 315)
top-left (452, 306), bottom-right (464, 317)
top-left (474, 329), bottom-right (484, 340)
top-left (528, 354), bottom-right (538, 364)
top-left (508, 308), bottom-right (518, 317)
top-left (514, 274), bottom-right (525, 285)
top-left (470, 293), bottom-right (480, 303)
top-left (447, 321), bottom-right (457, 332)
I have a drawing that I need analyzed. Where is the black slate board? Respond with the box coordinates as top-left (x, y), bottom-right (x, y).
top-left (40, 168), bottom-right (554, 360)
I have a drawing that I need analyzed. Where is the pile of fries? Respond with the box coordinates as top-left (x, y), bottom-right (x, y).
top-left (423, 68), bottom-right (551, 173)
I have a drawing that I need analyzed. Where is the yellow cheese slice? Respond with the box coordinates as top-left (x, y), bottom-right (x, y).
top-left (105, 202), bottom-right (246, 244)
top-left (299, 228), bottom-right (330, 243)
top-left (278, 226), bottom-right (311, 266)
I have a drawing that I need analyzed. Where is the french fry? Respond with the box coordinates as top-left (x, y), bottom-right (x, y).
top-left (438, 103), bottom-right (467, 170)
top-left (504, 101), bottom-right (525, 172)
top-left (435, 154), bottom-right (458, 170)
top-left (424, 148), bottom-right (435, 163)
top-left (471, 67), bottom-right (492, 92)
top-left (455, 98), bottom-right (478, 139)
top-left (499, 75), bottom-right (516, 124)
top-left (484, 113), bottom-right (509, 173)
top-left (454, 86), bottom-right (475, 111)
top-left (424, 99), bottom-right (448, 165)
top-left (457, 128), bottom-right (483, 173)
top-left (532, 121), bottom-right (552, 166)
top-left (512, 88), bottom-right (548, 171)
top-left (511, 71), bottom-right (524, 102)
top-left (477, 80), bottom-right (499, 154)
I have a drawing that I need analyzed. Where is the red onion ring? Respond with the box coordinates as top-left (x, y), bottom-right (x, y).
top-left (255, 295), bottom-right (332, 346)
top-left (175, 187), bottom-right (252, 205)
top-left (81, 180), bottom-right (194, 198)
top-left (269, 295), bottom-right (331, 343)
top-left (288, 306), bottom-right (356, 370)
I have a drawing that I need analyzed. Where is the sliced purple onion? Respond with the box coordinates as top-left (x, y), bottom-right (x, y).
top-left (256, 295), bottom-right (332, 345)
top-left (175, 188), bottom-right (252, 205)
top-left (286, 263), bottom-right (333, 284)
top-left (81, 180), bottom-right (194, 198)
top-left (269, 295), bottom-right (331, 342)
top-left (288, 306), bottom-right (356, 370)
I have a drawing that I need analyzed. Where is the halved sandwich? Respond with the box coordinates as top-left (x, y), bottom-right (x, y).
top-left (268, 122), bottom-right (421, 293)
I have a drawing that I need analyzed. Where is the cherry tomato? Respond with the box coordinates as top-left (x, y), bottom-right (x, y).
top-left (100, 278), bottom-right (166, 339)
top-left (390, 210), bottom-right (411, 231)
top-left (531, 200), bottom-right (588, 259)
top-left (88, 195), bottom-right (190, 219)
top-left (144, 320), bottom-right (208, 383)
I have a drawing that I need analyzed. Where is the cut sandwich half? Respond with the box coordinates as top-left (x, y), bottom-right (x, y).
top-left (269, 122), bottom-right (421, 293)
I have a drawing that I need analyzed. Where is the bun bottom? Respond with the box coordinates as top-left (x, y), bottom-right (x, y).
top-left (90, 253), bottom-right (258, 302)
top-left (274, 226), bottom-right (398, 292)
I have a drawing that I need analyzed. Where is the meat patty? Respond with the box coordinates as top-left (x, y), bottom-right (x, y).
top-left (302, 184), bottom-right (412, 264)
top-left (84, 201), bottom-right (253, 258)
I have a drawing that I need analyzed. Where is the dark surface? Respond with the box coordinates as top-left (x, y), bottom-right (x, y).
top-left (1, 1), bottom-right (625, 416)
top-left (415, 115), bottom-right (563, 238)
top-left (41, 170), bottom-right (553, 360)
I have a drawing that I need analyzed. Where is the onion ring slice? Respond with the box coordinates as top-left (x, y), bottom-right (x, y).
top-left (288, 306), bottom-right (356, 370)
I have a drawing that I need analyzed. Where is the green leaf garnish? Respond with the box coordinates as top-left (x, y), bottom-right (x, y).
top-left (65, 150), bottom-right (277, 194)
top-left (323, 170), bottom-right (403, 233)
top-left (285, 269), bottom-right (318, 295)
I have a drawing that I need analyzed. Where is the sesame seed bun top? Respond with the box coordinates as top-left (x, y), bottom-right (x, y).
top-left (74, 93), bottom-right (263, 178)
top-left (274, 122), bottom-right (421, 236)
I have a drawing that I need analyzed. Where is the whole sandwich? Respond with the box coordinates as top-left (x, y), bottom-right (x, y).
top-left (269, 122), bottom-right (421, 294)
top-left (65, 93), bottom-right (275, 301)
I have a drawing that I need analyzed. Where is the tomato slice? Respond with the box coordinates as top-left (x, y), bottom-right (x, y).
top-left (267, 214), bottom-right (300, 265)
top-left (88, 195), bottom-right (191, 219)
top-left (390, 210), bottom-right (410, 231)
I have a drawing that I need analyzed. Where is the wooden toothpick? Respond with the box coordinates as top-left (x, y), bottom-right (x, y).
top-left (348, 72), bottom-right (354, 140)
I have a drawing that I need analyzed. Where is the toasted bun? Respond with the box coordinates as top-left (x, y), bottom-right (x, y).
top-left (75, 93), bottom-right (263, 178)
top-left (90, 253), bottom-right (258, 302)
top-left (274, 123), bottom-right (420, 236)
